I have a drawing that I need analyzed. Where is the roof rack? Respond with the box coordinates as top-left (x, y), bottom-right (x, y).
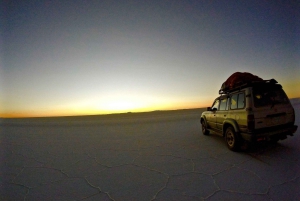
top-left (218, 79), bottom-right (278, 95)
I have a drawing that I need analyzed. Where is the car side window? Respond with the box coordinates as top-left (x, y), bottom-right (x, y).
top-left (219, 98), bottom-right (228, 111)
top-left (238, 93), bottom-right (245, 108)
top-left (212, 99), bottom-right (219, 111)
top-left (230, 93), bottom-right (245, 109)
top-left (231, 94), bottom-right (238, 109)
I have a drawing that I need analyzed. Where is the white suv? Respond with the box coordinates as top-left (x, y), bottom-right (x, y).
top-left (200, 79), bottom-right (298, 151)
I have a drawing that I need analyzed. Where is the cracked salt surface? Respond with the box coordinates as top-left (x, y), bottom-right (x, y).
top-left (1, 108), bottom-right (299, 200)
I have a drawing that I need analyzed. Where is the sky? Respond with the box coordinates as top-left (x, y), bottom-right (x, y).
top-left (1, 0), bottom-right (299, 117)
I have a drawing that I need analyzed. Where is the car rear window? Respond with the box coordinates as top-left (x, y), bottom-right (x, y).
top-left (253, 87), bottom-right (289, 108)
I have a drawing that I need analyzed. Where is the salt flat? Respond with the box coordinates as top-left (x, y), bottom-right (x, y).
top-left (1, 108), bottom-right (299, 201)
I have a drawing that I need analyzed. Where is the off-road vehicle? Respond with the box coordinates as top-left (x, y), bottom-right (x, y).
top-left (200, 73), bottom-right (298, 151)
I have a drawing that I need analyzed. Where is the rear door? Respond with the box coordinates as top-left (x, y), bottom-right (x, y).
top-left (229, 92), bottom-right (247, 129)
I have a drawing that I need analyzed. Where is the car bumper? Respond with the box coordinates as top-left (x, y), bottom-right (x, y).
top-left (241, 125), bottom-right (298, 142)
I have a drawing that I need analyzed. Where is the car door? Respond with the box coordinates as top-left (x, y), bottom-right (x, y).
top-left (216, 97), bottom-right (229, 130)
top-left (206, 99), bottom-right (219, 129)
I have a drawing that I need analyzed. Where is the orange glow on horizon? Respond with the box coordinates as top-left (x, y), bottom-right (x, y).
top-left (2, 93), bottom-right (299, 118)
top-left (282, 81), bottom-right (300, 99)
top-left (2, 83), bottom-right (299, 119)
top-left (0, 101), bottom-right (211, 118)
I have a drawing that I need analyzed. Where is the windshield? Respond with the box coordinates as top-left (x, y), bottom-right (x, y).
top-left (253, 86), bottom-right (289, 108)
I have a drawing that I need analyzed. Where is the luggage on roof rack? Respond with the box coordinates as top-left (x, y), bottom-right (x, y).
top-left (219, 72), bottom-right (277, 94)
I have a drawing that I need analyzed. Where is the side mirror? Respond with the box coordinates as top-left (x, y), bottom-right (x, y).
top-left (207, 107), bottom-right (211, 111)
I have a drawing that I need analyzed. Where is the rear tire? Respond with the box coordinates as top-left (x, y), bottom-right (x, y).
top-left (225, 127), bottom-right (241, 151)
top-left (201, 120), bottom-right (210, 135)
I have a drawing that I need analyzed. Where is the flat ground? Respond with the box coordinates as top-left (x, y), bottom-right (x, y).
top-left (1, 107), bottom-right (299, 201)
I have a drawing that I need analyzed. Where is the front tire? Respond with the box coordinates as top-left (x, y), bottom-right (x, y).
top-left (225, 127), bottom-right (241, 151)
top-left (201, 120), bottom-right (210, 135)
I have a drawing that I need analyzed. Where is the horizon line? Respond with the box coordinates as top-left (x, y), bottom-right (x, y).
top-left (0, 107), bottom-right (208, 119)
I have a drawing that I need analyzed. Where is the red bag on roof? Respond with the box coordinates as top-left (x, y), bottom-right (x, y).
top-left (220, 72), bottom-right (263, 93)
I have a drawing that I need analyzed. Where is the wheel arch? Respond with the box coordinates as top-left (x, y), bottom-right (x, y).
top-left (222, 119), bottom-right (240, 137)
top-left (200, 116), bottom-right (207, 124)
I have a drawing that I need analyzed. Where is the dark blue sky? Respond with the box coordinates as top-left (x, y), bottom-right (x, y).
top-left (1, 0), bottom-right (299, 117)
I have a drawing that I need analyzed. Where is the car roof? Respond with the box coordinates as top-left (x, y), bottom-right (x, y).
top-left (216, 89), bottom-right (247, 100)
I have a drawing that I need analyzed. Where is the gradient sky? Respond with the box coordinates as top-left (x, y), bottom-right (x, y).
top-left (1, 0), bottom-right (299, 117)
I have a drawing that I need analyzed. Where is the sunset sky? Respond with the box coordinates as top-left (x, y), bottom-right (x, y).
top-left (1, 0), bottom-right (299, 117)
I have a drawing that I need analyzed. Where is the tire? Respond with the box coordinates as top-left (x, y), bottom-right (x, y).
top-left (201, 120), bottom-right (210, 135)
top-left (225, 126), bottom-right (241, 151)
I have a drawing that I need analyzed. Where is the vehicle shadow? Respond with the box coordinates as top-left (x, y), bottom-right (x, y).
top-left (245, 141), bottom-right (280, 152)
top-left (242, 140), bottom-right (297, 159)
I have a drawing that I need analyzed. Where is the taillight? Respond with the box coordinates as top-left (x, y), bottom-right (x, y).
top-left (247, 114), bottom-right (255, 131)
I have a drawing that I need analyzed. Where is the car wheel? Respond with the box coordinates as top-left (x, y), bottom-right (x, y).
top-left (225, 127), bottom-right (240, 151)
top-left (201, 120), bottom-right (210, 135)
